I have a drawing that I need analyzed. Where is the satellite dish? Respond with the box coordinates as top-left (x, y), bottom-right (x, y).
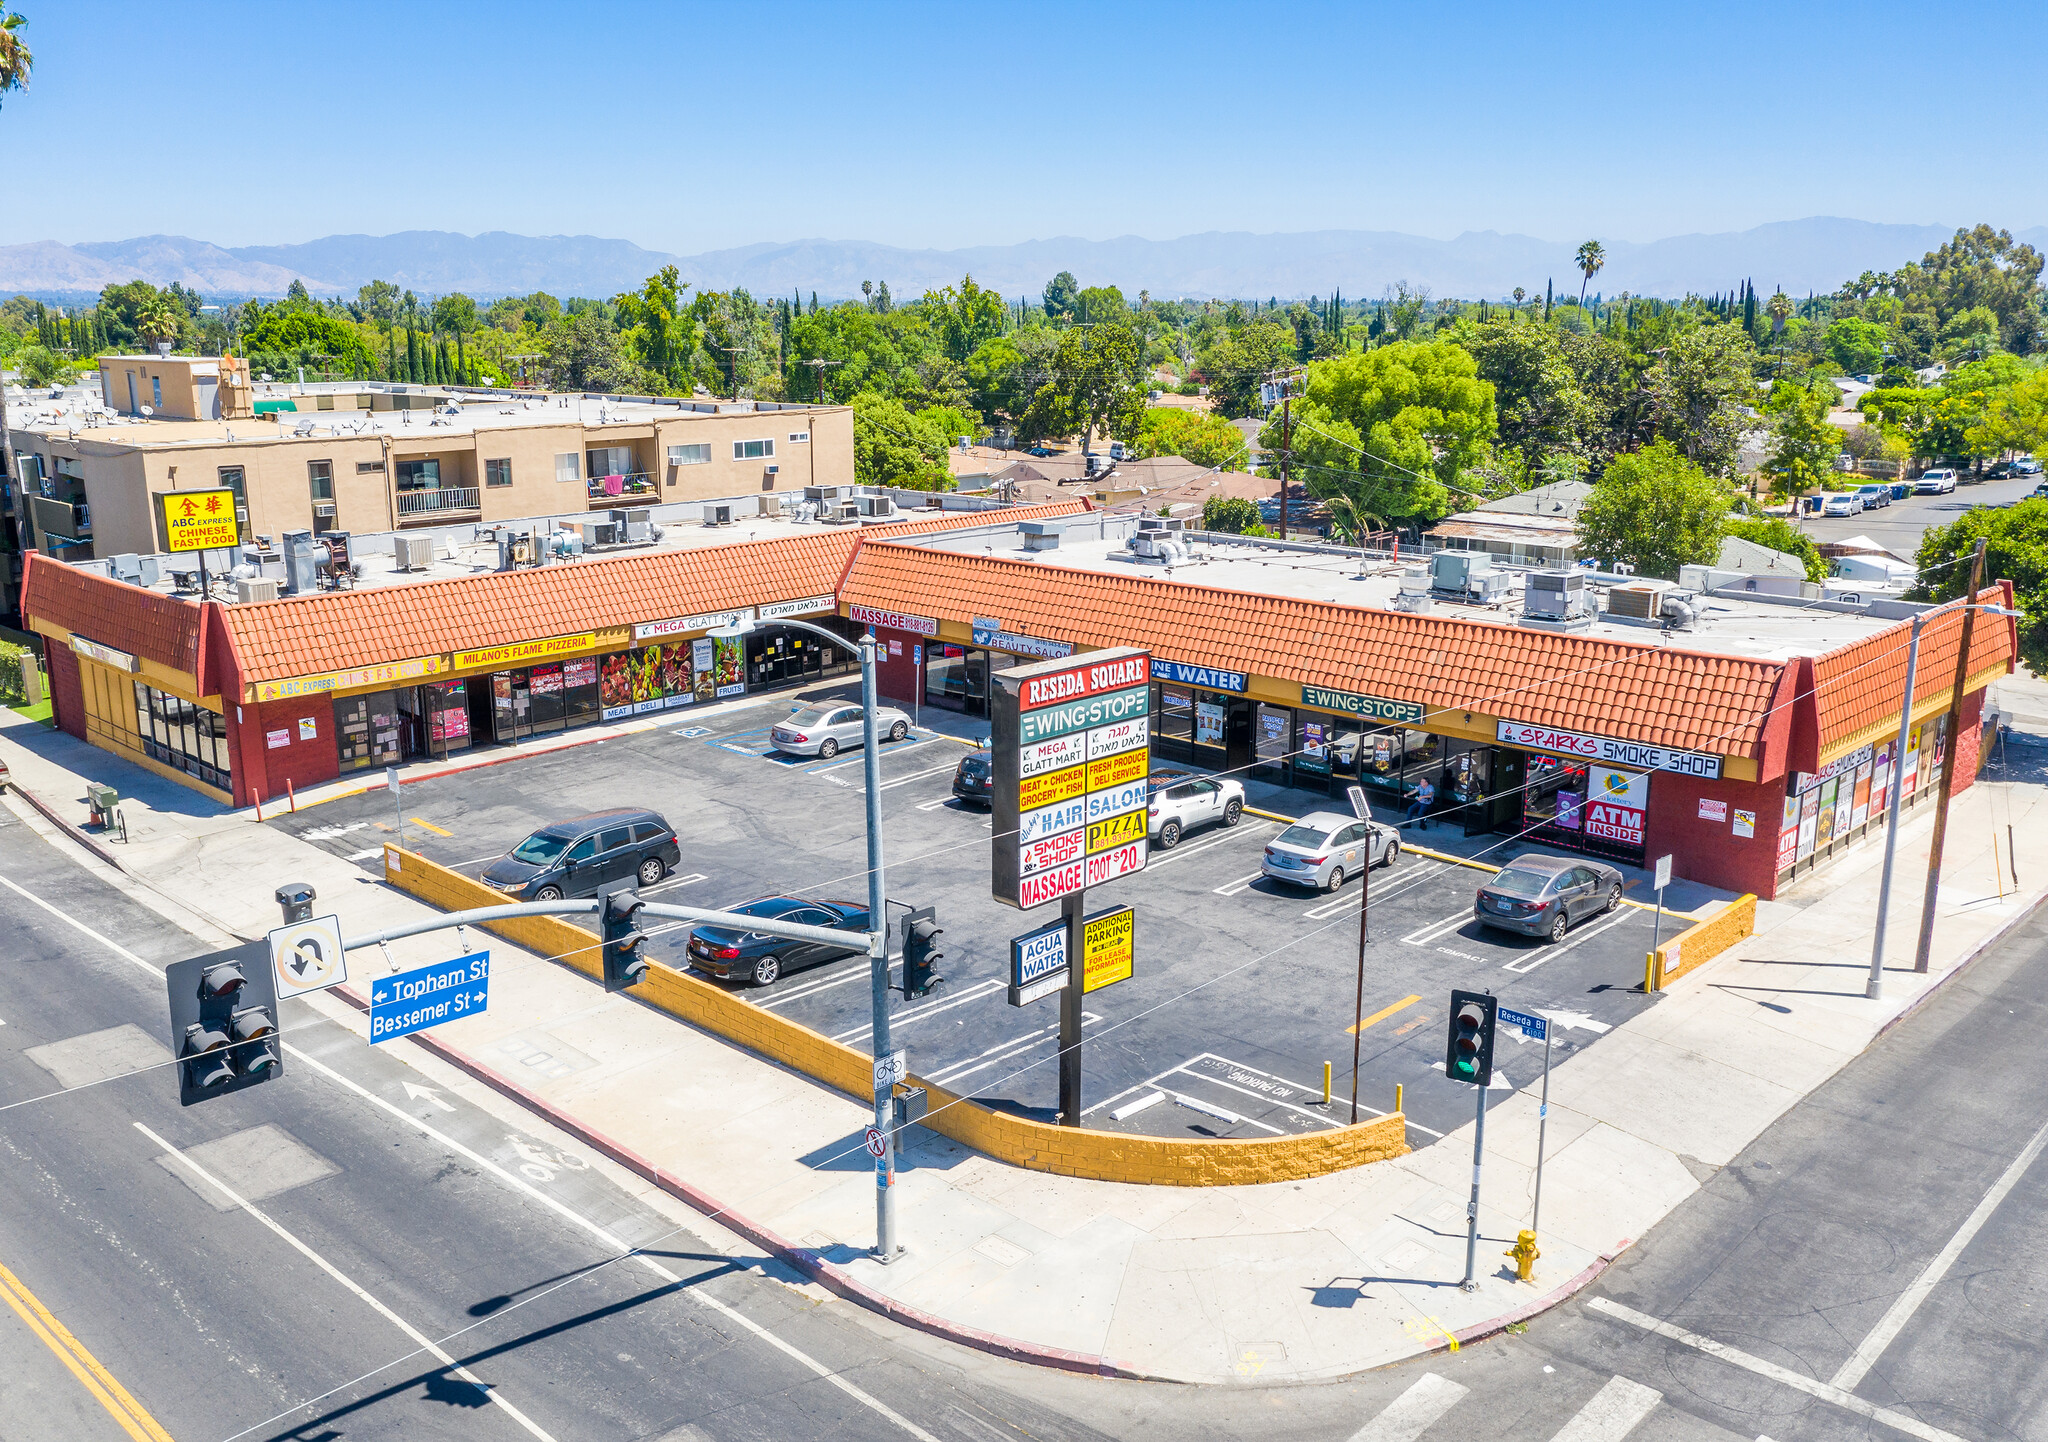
top-left (140, 405), bottom-right (154, 417)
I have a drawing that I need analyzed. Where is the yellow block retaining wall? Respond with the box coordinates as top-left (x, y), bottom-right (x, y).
top-left (1650, 893), bottom-right (1758, 990)
top-left (382, 846), bottom-right (1408, 1185)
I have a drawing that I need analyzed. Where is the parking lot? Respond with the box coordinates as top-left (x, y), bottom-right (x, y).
top-left (279, 687), bottom-right (1690, 1143)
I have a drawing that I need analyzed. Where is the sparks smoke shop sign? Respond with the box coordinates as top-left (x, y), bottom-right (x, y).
top-left (992, 648), bottom-right (1152, 909)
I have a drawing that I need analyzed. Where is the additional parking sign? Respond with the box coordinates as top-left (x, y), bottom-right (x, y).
top-left (268, 913), bottom-right (349, 998)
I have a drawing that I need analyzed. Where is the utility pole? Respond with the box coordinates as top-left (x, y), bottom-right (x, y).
top-left (1868, 613), bottom-right (1928, 1001)
top-left (1913, 539), bottom-right (1988, 973)
top-left (1279, 379), bottom-right (1292, 543)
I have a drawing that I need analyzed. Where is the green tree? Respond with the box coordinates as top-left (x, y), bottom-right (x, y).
top-left (135, 294), bottom-right (181, 350)
top-left (1076, 285), bottom-right (1128, 327)
top-left (1262, 339), bottom-right (1495, 522)
top-left (1042, 271), bottom-right (1081, 324)
top-left (1198, 319), bottom-right (1295, 419)
top-left (1723, 517), bottom-right (1829, 583)
top-left (431, 292), bottom-right (478, 336)
top-left (613, 265), bottom-right (694, 389)
top-left (1899, 225), bottom-right (2045, 353)
top-left (242, 306), bottom-right (373, 374)
top-left (1641, 323), bottom-right (1759, 474)
top-left (1969, 367), bottom-right (2048, 458)
top-left (853, 392), bottom-right (951, 489)
top-left (1911, 500), bottom-right (2048, 674)
top-left (1200, 495), bottom-right (1262, 533)
top-left (1824, 316), bottom-right (1889, 374)
top-left (16, 344), bottom-right (65, 386)
top-left (1575, 440), bottom-right (1733, 578)
top-left (356, 280), bottom-right (400, 324)
top-left (1129, 407), bottom-right (1248, 469)
top-left (1575, 240), bottom-right (1606, 309)
top-left (540, 311), bottom-right (637, 391)
top-left (924, 273), bottom-right (1006, 363)
top-left (1465, 317), bottom-right (1592, 485)
top-left (1759, 380), bottom-right (1842, 499)
top-left (1018, 322), bottom-right (1146, 451)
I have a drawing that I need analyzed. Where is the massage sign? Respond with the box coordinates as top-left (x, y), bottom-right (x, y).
top-left (991, 648), bottom-right (1152, 910)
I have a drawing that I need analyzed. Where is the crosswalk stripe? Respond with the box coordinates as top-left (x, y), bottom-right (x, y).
top-left (1347, 1373), bottom-right (1468, 1442)
top-left (1548, 1375), bottom-right (1662, 1442)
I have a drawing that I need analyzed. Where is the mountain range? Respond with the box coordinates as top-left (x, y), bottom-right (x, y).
top-left (3, 218), bottom-right (2038, 304)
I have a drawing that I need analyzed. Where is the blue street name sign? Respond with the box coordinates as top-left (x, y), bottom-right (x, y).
top-left (369, 951), bottom-right (490, 1044)
top-left (1498, 1005), bottom-right (1547, 1040)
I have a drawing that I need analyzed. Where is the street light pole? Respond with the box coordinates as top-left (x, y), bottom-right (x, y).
top-left (1913, 540), bottom-right (1988, 973)
top-left (1868, 612), bottom-right (1927, 1001)
top-left (713, 616), bottom-right (896, 1258)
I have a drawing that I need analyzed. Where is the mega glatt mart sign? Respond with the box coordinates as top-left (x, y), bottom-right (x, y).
top-left (992, 648), bottom-right (1152, 909)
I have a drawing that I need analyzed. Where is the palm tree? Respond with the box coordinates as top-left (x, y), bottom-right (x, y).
top-left (1512, 287), bottom-right (1526, 304)
top-left (1575, 240), bottom-right (1605, 310)
top-left (1324, 494), bottom-right (1387, 546)
top-left (1, 11), bottom-right (32, 497)
top-left (137, 294), bottom-right (180, 352)
top-left (1766, 290), bottom-right (1792, 334)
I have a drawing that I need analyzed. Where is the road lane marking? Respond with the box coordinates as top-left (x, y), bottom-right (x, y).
top-left (1829, 1110), bottom-right (2048, 1390)
top-left (1588, 1298), bottom-right (1966, 1442)
top-left (0, 871), bottom-right (940, 1442)
top-left (0, 1256), bottom-right (175, 1442)
top-left (268, 1048), bottom-right (945, 1442)
top-left (1350, 995), bottom-right (1423, 1035)
top-left (409, 818), bottom-right (453, 837)
top-left (1347, 1372), bottom-right (1468, 1442)
top-left (1501, 909), bottom-right (1635, 973)
top-left (1549, 1375), bottom-right (1661, 1442)
top-left (137, 1120), bottom-right (561, 1442)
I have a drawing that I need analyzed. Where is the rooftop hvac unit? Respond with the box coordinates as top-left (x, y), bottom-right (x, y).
top-left (281, 530), bottom-right (318, 595)
top-left (1523, 569), bottom-right (1590, 621)
top-left (393, 534), bottom-right (435, 571)
top-left (1607, 581), bottom-right (1674, 619)
top-left (702, 503), bottom-right (735, 526)
top-left (804, 485), bottom-right (853, 504)
top-left (1429, 549), bottom-right (1493, 594)
top-left (236, 577), bottom-right (280, 603)
top-left (1392, 567), bottom-right (1433, 613)
top-left (111, 552), bottom-right (143, 584)
top-left (819, 500), bottom-right (862, 525)
top-left (582, 519), bottom-right (619, 548)
top-left (856, 494), bottom-right (896, 517)
top-left (135, 554), bottom-right (162, 587)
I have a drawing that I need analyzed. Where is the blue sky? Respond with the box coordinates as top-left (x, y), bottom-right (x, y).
top-left (4, 0), bottom-right (2041, 251)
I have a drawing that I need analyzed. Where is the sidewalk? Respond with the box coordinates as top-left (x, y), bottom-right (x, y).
top-left (4, 695), bottom-right (2044, 1384)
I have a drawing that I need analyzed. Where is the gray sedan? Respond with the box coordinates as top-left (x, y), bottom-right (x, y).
top-left (1260, 810), bottom-right (1399, 891)
top-left (770, 702), bottom-right (913, 758)
top-left (1474, 854), bottom-right (1624, 942)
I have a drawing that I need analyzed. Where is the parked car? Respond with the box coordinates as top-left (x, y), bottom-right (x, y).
top-left (952, 750), bottom-right (994, 806)
top-left (686, 895), bottom-right (870, 986)
top-left (1985, 461), bottom-right (2016, 480)
top-left (1474, 854), bottom-right (1624, 942)
top-left (1821, 493), bottom-right (1862, 517)
top-left (771, 702), bottom-right (912, 758)
top-left (1026, 443), bottom-right (1055, 458)
top-left (1260, 810), bottom-right (1399, 891)
top-left (2013, 457), bottom-right (2042, 477)
top-left (480, 809), bottom-right (681, 901)
top-left (1854, 483), bottom-right (1892, 510)
top-left (1915, 469), bottom-right (1959, 494)
top-left (1145, 770), bottom-right (1246, 847)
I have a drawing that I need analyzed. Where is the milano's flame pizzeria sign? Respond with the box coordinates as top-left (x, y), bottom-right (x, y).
top-left (991, 648), bottom-right (1152, 910)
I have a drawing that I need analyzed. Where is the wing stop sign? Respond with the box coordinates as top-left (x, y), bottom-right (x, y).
top-left (991, 648), bottom-right (1152, 910)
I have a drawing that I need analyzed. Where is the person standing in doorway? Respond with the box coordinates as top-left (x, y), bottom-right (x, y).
top-left (1407, 776), bottom-right (1435, 829)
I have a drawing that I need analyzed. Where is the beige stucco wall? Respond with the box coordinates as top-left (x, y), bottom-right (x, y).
top-left (100, 355), bottom-right (218, 420)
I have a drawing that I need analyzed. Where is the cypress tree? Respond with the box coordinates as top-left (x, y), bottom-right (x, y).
top-left (405, 325), bottom-right (419, 383)
top-left (386, 328), bottom-right (398, 380)
top-left (1543, 278), bottom-right (1552, 320)
top-left (457, 332), bottom-right (467, 385)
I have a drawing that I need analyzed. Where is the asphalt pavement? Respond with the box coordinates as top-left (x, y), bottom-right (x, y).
top-left (1801, 472), bottom-right (2041, 555)
top-left (273, 700), bottom-right (1669, 1143)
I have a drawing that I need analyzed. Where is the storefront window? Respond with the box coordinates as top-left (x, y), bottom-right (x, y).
top-left (132, 682), bottom-right (231, 791)
top-left (1253, 702), bottom-right (1291, 776)
top-left (1157, 685), bottom-right (1194, 746)
top-left (1295, 713), bottom-right (1333, 780)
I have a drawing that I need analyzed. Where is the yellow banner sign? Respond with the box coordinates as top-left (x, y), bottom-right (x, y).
top-left (254, 655), bottom-right (448, 703)
top-left (1087, 747), bottom-right (1148, 793)
top-left (1086, 809), bottom-right (1146, 855)
top-left (453, 633), bottom-right (598, 671)
top-left (1017, 762), bottom-right (1086, 813)
top-left (1081, 905), bottom-right (1134, 993)
top-left (160, 488), bottom-right (240, 553)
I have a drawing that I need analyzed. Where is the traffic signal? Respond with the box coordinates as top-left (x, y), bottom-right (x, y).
top-left (601, 888), bottom-right (649, 992)
top-left (1445, 989), bottom-right (1497, 1087)
top-left (902, 907), bottom-right (943, 998)
top-left (166, 942), bottom-right (283, 1106)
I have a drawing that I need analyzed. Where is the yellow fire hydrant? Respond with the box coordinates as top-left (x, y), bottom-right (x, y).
top-left (1506, 1229), bottom-right (1540, 1282)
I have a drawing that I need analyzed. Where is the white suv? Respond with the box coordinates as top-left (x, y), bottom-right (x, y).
top-left (1914, 468), bottom-right (1959, 494)
top-left (1147, 772), bottom-right (1245, 848)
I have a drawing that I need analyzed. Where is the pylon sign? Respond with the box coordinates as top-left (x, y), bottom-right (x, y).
top-left (268, 914), bottom-right (350, 998)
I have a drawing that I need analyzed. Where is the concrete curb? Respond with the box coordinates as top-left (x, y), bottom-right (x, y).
top-left (1875, 883), bottom-right (2047, 1043)
top-left (11, 778), bottom-right (125, 869)
top-left (321, 981), bottom-right (1151, 1382)
top-left (1444, 1241), bottom-right (1632, 1352)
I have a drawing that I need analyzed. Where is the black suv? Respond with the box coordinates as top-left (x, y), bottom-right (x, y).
top-left (480, 809), bottom-right (681, 900)
top-left (952, 751), bottom-right (994, 807)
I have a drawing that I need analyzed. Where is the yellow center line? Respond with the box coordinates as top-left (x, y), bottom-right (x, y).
top-left (0, 1258), bottom-right (175, 1442)
top-left (1348, 993), bottom-right (1423, 1035)
top-left (408, 818), bottom-right (453, 837)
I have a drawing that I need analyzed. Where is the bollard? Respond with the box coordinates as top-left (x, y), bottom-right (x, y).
top-left (287, 778), bottom-right (297, 813)
top-left (1322, 1061), bottom-right (1332, 1106)
top-left (1505, 1229), bottom-right (1539, 1282)
top-left (1394, 1081), bottom-right (1403, 1115)
top-left (1644, 950), bottom-right (1660, 994)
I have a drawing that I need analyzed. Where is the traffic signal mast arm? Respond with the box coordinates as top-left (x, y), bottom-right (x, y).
top-left (335, 898), bottom-right (866, 955)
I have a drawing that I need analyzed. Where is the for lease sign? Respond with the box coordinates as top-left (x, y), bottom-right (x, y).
top-left (994, 648), bottom-right (1152, 910)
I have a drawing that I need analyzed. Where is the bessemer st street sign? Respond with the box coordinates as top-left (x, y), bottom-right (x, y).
top-left (992, 649), bottom-right (1152, 910)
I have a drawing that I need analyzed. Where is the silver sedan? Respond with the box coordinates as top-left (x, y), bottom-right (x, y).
top-left (1260, 810), bottom-right (1400, 891)
top-left (770, 702), bottom-right (914, 758)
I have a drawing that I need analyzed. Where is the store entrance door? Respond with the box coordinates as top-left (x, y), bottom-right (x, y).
top-left (491, 671), bottom-right (532, 743)
top-left (1484, 748), bottom-right (1524, 833)
top-left (1225, 700), bottom-right (1254, 774)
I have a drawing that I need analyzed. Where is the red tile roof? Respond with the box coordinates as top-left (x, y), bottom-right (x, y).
top-left (1812, 586), bottom-right (2016, 746)
top-left (841, 544), bottom-right (1789, 757)
top-left (217, 503), bottom-right (1085, 684)
top-left (21, 552), bottom-right (204, 675)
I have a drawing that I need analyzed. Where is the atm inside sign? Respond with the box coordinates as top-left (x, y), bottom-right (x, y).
top-left (160, 488), bottom-right (240, 553)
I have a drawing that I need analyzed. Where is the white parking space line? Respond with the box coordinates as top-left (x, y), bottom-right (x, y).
top-left (1589, 1298), bottom-right (1967, 1442)
top-left (833, 979), bottom-right (1002, 1043)
top-left (1143, 822), bottom-right (1274, 873)
top-left (1829, 1111), bottom-right (2048, 1390)
top-left (916, 795), bottom-right (965, 812)
top-left (868, 761), bottom-right (965, 793)
top-left (1548, 1375), bottom-right (1661, 1442)
top-left (752, 960), bottom-right (892, 1010)
top-left (925, 1012), bottom-right (1104, 1089)
top-left (1174, 1070), bottom-right (1342, 1131)
top-left (1403, 907), bottom-right (1474, 945)
top-left (641, 872), bottom-right (707, 896)
top-left (1213, 871), bottom-right (1264, 896)
top-left (809, 736), bottom-right (941, 775)
top-left (1501, 909), bottom-right (1636, 973)
top-left (1345, 1372), bottom-right (1469, 1442)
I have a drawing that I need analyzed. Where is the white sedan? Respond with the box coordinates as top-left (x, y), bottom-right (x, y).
top-left (1821, 493), bottom-right (1862, 517)
top-left (771, 702), bottom-right (913, 758)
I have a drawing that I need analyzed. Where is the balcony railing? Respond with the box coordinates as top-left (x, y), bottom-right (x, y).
top-left (585, 472), bottom-right (659, 502)
top-left (396, 486), bottom-right (482, 517)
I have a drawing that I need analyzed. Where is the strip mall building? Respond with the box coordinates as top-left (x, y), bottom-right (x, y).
top-left (23, 507), bottom-right (2015, 900)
